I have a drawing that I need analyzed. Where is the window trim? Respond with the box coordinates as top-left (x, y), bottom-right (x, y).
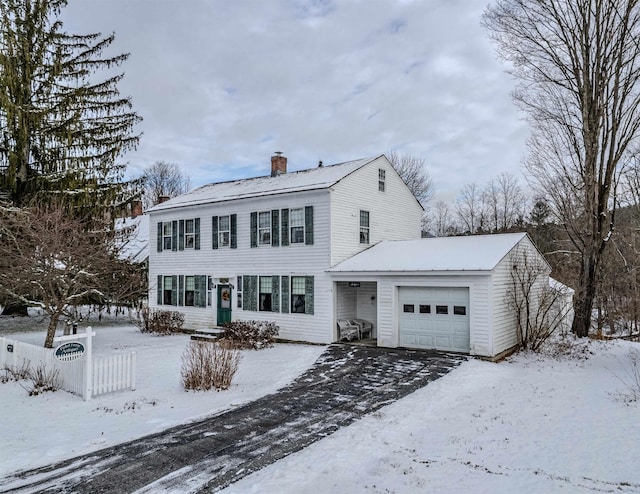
top-left (184, 219), bottom-right (195, 249)
top-left (289, 208), bottom-right (305, 244)
top-left (258, 211), bottom-right (272, 246)
top-left (218, 215), bottom-right (230, 248)
top-left (291, 276), bottom-right (307, 313)
top-left (259, 276), bottom-right (273, 311)
top-left (163, 222), bottom-right (173, 250)
top-left (360, 210), bottom-right (370, 244)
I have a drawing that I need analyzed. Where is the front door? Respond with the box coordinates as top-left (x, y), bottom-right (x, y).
top-left (217, 284), bottom-right (232, 325)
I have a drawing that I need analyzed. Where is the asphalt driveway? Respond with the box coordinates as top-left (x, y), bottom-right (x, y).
top-left (1, 344), bottom-right (466, 493)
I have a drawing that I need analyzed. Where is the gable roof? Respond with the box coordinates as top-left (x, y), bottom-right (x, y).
top-left (148, 156), bottom-right (379, 212)
top-left (328, 233), bottom-right (530, 273)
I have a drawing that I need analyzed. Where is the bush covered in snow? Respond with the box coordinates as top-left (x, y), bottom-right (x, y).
top-left (181, 341), bottom-right (240, 391)
top-left (136, 307), bottom-right (184, 335)
top-left (220, 320), bottom-right (279, 349)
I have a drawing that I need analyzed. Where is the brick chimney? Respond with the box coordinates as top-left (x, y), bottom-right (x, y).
top-left (131, 200), bottom-right (143, 218)
top-left (158, 195), bottom-right (170, 204)
top-left (271, 152), bottom-right (287, 177)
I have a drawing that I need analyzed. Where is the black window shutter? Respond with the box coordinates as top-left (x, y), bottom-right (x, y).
top-left (179, 220), bottom-right (185, 251)
top-left (195, 275), bottom-right (207, 307)
top-left (178, 275), bottom-right (184, 306)
top-left (230, 214), bottom-right (237, 249)
top-left (281, 209), bottom-right (289, 246)
top-left (281, 276), bottom-right (289, 313)
top-left (271, 210), bottom-right (279, 246)
top-left (157, 222), bottom-right (163, 252)
top-left (272, 275), bottom-right (280, 312)
top-left (172, 220), bottom-right (178, 251)
top-left (242, 275), bottom-right (250, 310)
top-left (250, 212), bottom-right (257, 248)
top-left (195, 218), bottom-right (201, 250)
top-left (305, 206), bottom-right (314, 245)
top-left (212, 216), bottom-right (219, 249)
top-left (250, 275), bottom-right (258, 311)
top-left (305, 276), bottom-right (314, 314)
top-left (171, 275), bottom-right (178, 305)
top-left (157, 275), bottom-right (163, 305)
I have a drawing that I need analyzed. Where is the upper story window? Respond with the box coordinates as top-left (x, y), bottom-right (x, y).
top-left (378, 168), bottom-right (386, 192)
top-left (163, 222), bottom-right (173, 250)
top-left (290, 208), bottom-right (305, 244)
top-left (258, 211), bottom-right (271, 245)
top-left (218, 215), bottom-right (230, 247)
top-left (185, 219), bottom-right (195, 248)
top-left (360, 210), bottom-right (370, 244)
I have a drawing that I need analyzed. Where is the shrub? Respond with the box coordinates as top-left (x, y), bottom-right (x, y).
top-left (27, 363), bottom-right (61, 396)
top-left (220, 320), bottom-right (279, 349)
top-left (612, 349), bottom-right (640, 403)
top-left (1, 359), bottom-right (32, 383)
top-left (136, 307), bottom-right (185, 335)
top-left (181, 341), bottom-right (240, 391)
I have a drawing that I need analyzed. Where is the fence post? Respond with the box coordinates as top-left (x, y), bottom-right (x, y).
top-left (131, 351), bottom-right (136, 391)
top-left (84, 327), bottom-right (93, 401)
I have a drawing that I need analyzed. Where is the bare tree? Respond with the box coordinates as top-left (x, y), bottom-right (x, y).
top-left (142, 161), bottom-right (192, 209)
top-left (387, 150), bottom-right (434, 206)
top-left (431, 200), bottom-right (457, 237)
top-left (0, 203), bottom-right (146, 348)
top-left (506, 246), bottom-right (572, 351)
top-left (484, 1), bottom-right (640, 337)
top-left (455, 183), bottom-right (486, 234)
top-left (482, 173), bottom-right (525, 232)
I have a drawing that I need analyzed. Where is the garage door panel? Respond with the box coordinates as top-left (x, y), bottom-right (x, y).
top-left (399, 287), bottom-right (470, 353)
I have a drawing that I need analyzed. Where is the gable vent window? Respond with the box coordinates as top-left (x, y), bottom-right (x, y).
top-left (378, 168), bottom-right (386, 192)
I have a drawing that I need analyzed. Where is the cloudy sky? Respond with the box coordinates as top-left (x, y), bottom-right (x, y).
top-left (61, 0), bottom-right (529, 202)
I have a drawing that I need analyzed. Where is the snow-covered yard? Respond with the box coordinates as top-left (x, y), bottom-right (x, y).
top-left (1, 313), bottom-right (639, 493)
top-left (0, 320), bottom-right (326, 478)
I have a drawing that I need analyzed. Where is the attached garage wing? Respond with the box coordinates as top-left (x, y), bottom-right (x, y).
top-left (399, 287), bottom-right (470, 353)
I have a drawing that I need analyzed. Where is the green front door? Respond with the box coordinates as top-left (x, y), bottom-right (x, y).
top-left (217, 284), bottom-right (232, 325)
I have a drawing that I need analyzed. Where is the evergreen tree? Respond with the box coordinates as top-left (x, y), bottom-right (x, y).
top-left (0, 0), bottom-right (142, 215)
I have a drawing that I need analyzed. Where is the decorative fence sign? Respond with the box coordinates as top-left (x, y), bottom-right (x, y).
top-left (55, 342), bottom-right (85, 361)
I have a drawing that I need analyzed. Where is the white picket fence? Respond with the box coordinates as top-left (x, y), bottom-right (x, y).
top-left (0, 335), bottom-right (135, 399)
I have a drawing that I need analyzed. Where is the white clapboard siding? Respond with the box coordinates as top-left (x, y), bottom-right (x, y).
top-left (330, 156), bottom-right (423, 266)
top-left (0, 337), bottom-right (135, 398)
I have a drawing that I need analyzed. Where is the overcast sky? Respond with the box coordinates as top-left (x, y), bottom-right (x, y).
top-left (61, 0), bottom-right (529, 202)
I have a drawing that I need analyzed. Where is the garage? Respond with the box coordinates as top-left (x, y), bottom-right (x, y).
top-left (399, 287), bottom-right (470, 352)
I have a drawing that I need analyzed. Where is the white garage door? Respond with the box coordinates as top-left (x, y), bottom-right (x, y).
top-left (399, 287), bottom-right (470, 352)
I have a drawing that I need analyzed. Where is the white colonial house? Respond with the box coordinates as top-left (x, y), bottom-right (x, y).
top-left (147, 154), bottom-right (566, 359)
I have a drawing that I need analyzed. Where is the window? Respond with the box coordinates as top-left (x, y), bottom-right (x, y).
top-left (185, 220), bottom-right (195, 249)
top-left (207, 276), bottom-right (213, 306)
top-left (360, 210), bottom-right (370, 244)
top-left (378, 168), bottom-right (386, 192)
top-left (258, 211), bottom-right (271, 245)
top-left (419, 304), bottom-right (431, 314)
top-left (163, 276), bottom-right (173, 305)
top-left (436, 305), bottom-right (448, 314)
top-left (218, 215), bottom-right (230, 247)
top-left (403, 304), bottom-right (415, 313)
top-left (185, 276), bottom-right (195, 306)
top-left (291, 276), bottom-right (307, 313)
top-left (259, 276), bottom-right (272, 311)
top-left (290, 208), bottom-right (305, 244)
top-left (453, 305), bottom-right (467, 316)
top-left (163, 222), bottom-right (173, 250)
top-left (237, 276), bottom-right (243, 308)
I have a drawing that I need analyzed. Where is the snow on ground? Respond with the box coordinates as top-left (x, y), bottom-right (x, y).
top-left (222, 337), bottom-right (640, 494)
top-left (2, 312), bottom-right (640, 494)
top-left (0, 320), bottom-right (326, 478)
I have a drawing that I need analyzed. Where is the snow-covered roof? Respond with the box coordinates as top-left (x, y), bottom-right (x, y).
top-left (148, 156), bottom-right (379, 212)
top-left (549, 277), bottom-right (574, 294)
top-left (115, 215), bottom-right (149, 264)
top-left (328, 233), bottom-right (529, 273)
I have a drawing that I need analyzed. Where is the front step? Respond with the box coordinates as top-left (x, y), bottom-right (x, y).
top-left (189, 327), bottom-right (225, 343)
